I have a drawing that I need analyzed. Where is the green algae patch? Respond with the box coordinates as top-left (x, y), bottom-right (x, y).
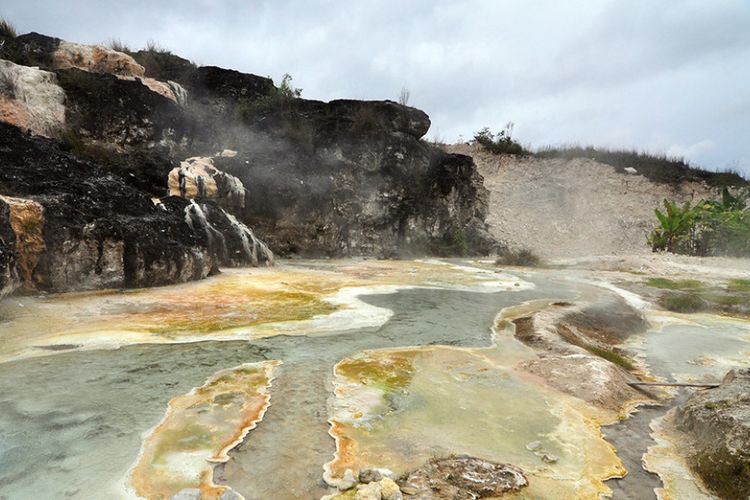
top-left (727, 279), bottom-right (750, 292)
top-left (584, 345), bottom-right (636, 371)
top-left (129, 360), bottom-right (279, 500)
top-left (645, 277), bottom-right (705, 290)
top-left (336, 351), bottom-right (419, 395)
top-left (660, 292), bottom-right (707, 313)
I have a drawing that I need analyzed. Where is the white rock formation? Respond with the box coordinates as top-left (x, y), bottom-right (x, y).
top-left (169, 156), bottom-right (246, 209)
top-left (0, 59), bottom-right (66, 137)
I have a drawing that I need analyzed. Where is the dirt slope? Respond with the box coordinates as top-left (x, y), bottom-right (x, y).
top-left (446, 143), bottom-right (718, 258)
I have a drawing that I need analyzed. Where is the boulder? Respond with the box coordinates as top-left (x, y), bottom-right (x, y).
top-left (674, 369), bottom-right (750, 499)
top-left (398, 455), bottom-right (528, 499)
top-left (0, 59), bottom-right (66, 137)
top-left (52, 40), bottom-right (145, 77)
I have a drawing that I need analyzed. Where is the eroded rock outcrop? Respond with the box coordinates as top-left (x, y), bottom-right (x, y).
top-left (169, 156), bottom-right (246, 209)
top-left (56, 67), bottom-right (189, 146)
top-left (0, 28), bottom-right (495, 294)
top-left (4, 33), bottom-right (187, 104)
top-left (673, 369), bottom-right (750, 499)
top-left (0, 59), bottom-right (65, 137)
top-left (0, 122), bottom-right (269, 292)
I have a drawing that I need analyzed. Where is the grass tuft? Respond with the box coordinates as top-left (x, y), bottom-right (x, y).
top-left (660, 292), bottom-right (707, 313)
top-left (584, 345), bottom-right (636, 371)
top-left (645, 277), bottom-right (704, 290)
top-left (727, 279), bottom-right (750, 292)
top-left (108, 38), bottom-right (131, 54)
top-left (495, 248), bottom-right (541, 267)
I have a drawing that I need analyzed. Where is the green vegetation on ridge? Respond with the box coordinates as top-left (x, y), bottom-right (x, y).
top-left (648, 188), bottom-right (750, 257)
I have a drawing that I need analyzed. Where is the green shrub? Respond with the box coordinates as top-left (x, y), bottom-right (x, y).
top-left (660, 292), bottom-right (707, 313)
top-left (237, 73), bottom-right (301, 121)
top-left (645, 278), bottom-right (704, 290)
top-left (495, 248), bottom-right (541, 267)
top-left (648, 188), bottom-right (750, 257)
top-left (474, 123), bottom-right (528, 155)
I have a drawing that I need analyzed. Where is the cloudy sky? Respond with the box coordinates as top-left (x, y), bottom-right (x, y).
top-left (3, 0), bottom-right (749, 175)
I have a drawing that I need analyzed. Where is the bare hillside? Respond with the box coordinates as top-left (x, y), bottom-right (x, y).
top-left (446, 143), bottom-right (719, 258)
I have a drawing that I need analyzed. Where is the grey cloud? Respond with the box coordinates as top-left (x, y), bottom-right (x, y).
top-left (1, 0), bottom-right (748, 175)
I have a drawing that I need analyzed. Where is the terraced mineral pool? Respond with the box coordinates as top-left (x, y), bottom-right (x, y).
top-left (0, 259), bottom-right (747, 499)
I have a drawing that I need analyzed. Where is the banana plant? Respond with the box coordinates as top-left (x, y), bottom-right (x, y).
top-left (648, 199), bottom-right (699, 252)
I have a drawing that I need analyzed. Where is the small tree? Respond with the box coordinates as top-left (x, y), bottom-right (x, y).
top-left (474, 122), bottom-right (527, 155)
top-left (398, 87), bottom-right (411, 106)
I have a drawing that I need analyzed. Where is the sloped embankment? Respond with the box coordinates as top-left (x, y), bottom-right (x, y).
top-left (446, 143), bottom-right (718, 258)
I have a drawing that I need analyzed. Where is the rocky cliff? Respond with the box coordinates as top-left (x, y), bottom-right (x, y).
top-left (0, 30), bottom-right (494, 296)
top-left (674, 369), bottom-right (750, 499)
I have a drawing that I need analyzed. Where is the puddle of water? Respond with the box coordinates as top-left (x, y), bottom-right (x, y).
top-left (129, 361), bottom-right (279, 499)
top-left (324, 310), bottom-right (626, 499)
top-left (627, 315), bottom-right (750, 382)
top-left (0, 261), bottom-right (549, 499)
top-left (0, 260), bottom-right (530, 363)
top-left (3, 260), bottom-right (745, 499)
top-left (0, 341), bottom-right (265, 499)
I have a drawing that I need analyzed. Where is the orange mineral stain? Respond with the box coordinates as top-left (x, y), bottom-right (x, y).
top-left (129, 361), bottom-right (280, 500)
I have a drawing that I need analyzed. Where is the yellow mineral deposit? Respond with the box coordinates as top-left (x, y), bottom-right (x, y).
top-left (0, 195), bottom-right (45, 290)
top-left (324, 302), bottom-right (631, 500)
top-left (128, 361), bottom-right (280, 500)
top-left (0, 260), bottom-right (530, 363)
top-left (643, 410), bottom-right (714, 500)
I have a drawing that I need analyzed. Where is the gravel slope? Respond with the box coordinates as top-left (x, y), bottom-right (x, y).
top-left (446, 143), bottom-right (718, 258)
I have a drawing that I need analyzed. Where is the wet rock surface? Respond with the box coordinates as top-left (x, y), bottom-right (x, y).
top-left (511, 301), bottom-right (648, 412)
top-left (674, 368), bottom-right (750, 499)
top-left (0, 122), bottom-right (269, 292)
top-left (397, 455), bottom-right (528, 499)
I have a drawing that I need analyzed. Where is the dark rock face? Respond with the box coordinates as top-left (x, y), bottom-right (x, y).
top-left (398, 455), bottom-right (528, 499)
top-left (0, 32), bottom-right (59, 68)
top-left (192, 81), bottom-right (495, 256)
top-left (56, 68), bottom-right (190, 147)
top-left (0, 32), bottom-right (496, 294)
top-left (674, 369), bottom-right (750, 499)
top-left (0, 123), bottom-right (269, 292)
top-left (187, 66), bottom-right (274, 101)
